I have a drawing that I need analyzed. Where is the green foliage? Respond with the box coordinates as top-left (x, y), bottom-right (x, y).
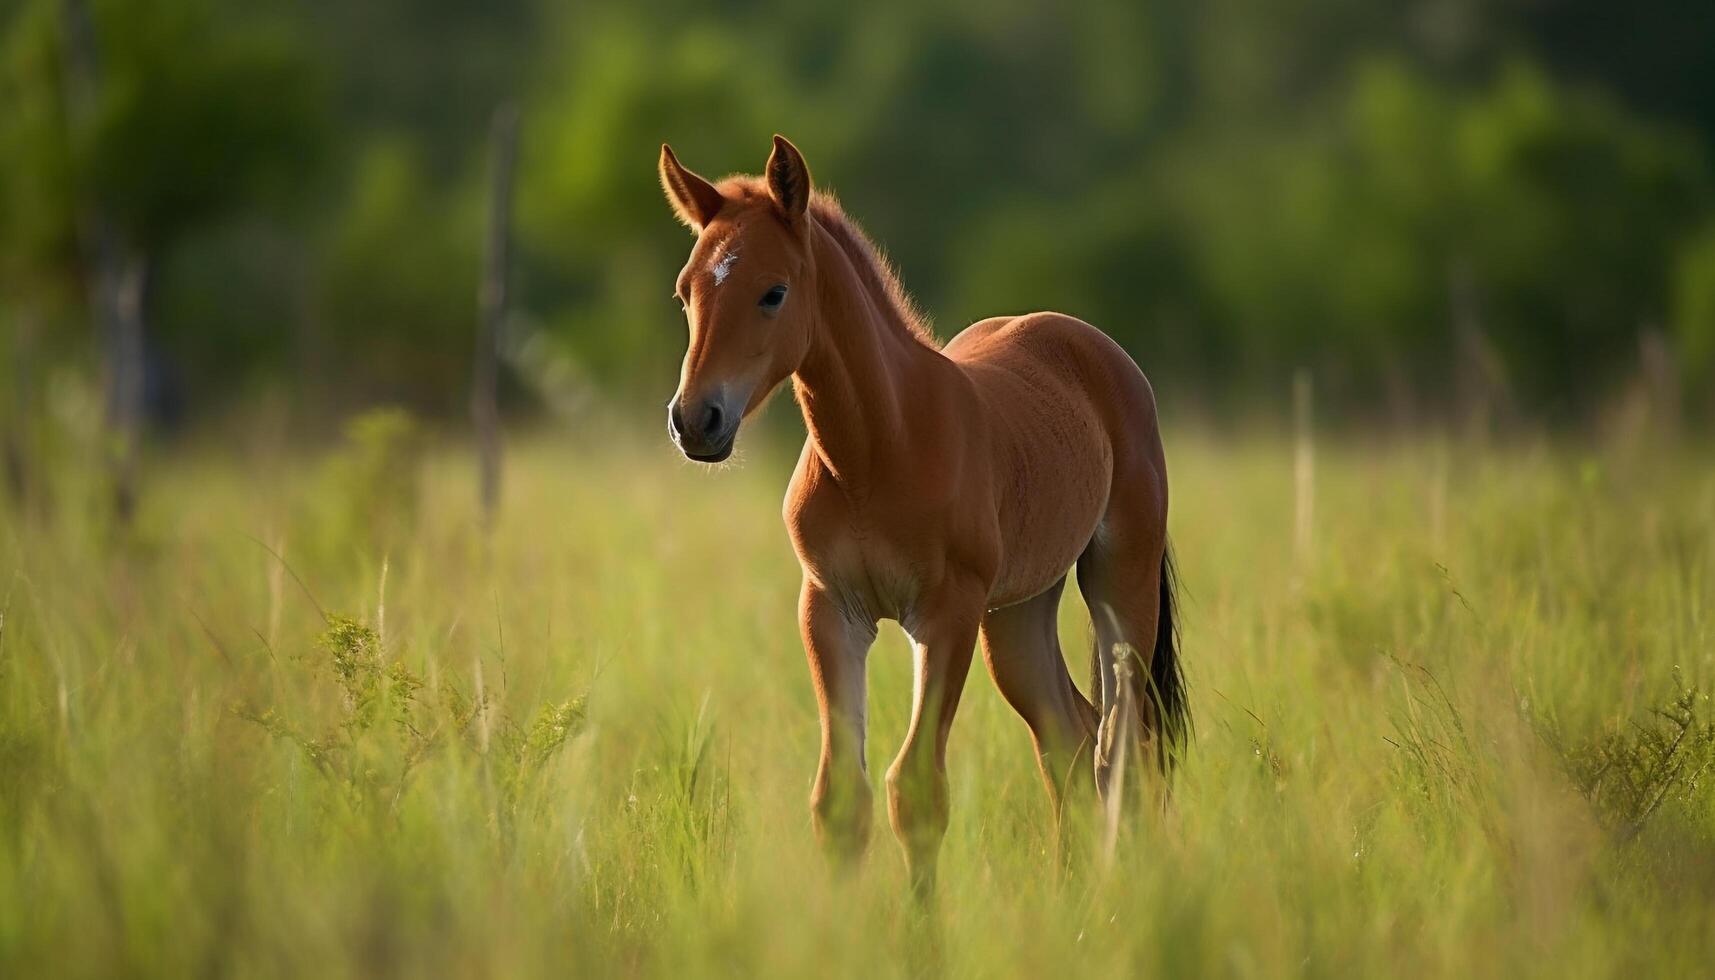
top-left (0, 2), bottom-right (75, 301)
top-left (1672, 223), bottom-right (1715, 398)
top-left (508, 7), bottom-right (1715, 422)
top-left (1029, 59), bottom-right (1709, 414)
top-left (7, 0), bottom-right (1715, 422)
top-left (1454, 64), bottom-right (1709, 414)
top-left (239, 612), bottom-right (588, 824)
top-left (81, 0), bottom-right (326, 247)
top-left (1556, 673), bottom-right (1715, 840)
top-left (313, 406), bottom-right (425, 559)
top-left (315, 142), bottom-right (481, 410)
top-left (319, 615), bottom-right (420, 730)
top-left (237, 615), bottom-right (430, 813)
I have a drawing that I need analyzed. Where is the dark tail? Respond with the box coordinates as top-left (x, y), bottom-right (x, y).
top-left (1086, 541), bottom-right (1192, 777)
top-left (1147, 543), bottom-right (1191, 768)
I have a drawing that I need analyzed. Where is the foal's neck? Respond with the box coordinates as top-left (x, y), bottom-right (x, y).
top-left (792, 217), bottom-right (944, 491)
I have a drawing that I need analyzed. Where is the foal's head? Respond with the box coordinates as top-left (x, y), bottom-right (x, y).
top-left (658, 135), bottom-right (817, 463)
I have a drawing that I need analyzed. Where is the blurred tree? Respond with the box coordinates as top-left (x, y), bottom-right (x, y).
top-left (0, 3), bottom-right (77, 316)
top-left (1513, 0), bottom-right (1715, 148)
top-left (1448, 64), bottom-right (1707, 419)
top-left (315, 141), bottom-right (480, 412)
top-left (1, 0), bottom-right (324, 514)
top-left (1673, 225), bottom-right (1715, 409)
top-left (5, 0), bottom-right (1715, 430)
top-left (0, 3), bottom-right (76, 507)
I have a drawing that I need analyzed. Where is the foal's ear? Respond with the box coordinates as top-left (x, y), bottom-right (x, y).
top-left (659, 143), bottom-right (724, 232)
top-left (765, 134), bottom-right (811, 222)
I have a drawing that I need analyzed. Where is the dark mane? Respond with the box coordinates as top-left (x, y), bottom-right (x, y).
top-left (718, 177), bottom-right (937, 348)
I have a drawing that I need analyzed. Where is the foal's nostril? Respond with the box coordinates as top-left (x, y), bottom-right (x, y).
top-left (703, 402), bottom-right (724, 438)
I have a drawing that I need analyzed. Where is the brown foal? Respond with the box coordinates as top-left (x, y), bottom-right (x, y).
top-left (659, 136), bottom-right (1187, 891)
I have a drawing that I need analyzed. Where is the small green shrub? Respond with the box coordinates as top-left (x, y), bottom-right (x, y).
top-left (315, 407), bottom-right (425, 558)
top-left (237, 613), bottom-right (587, 824)
top-left (1556, 673), bottom-right (1715, 840)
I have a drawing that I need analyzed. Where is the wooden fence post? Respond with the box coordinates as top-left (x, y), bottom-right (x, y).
top-left (3, 310), bottom-right (37, 508)
top-left (1293, 369), bottom-right (1315, 568)
top-left (59, 0), bottom-right (145, 525)
top-left (474, 103), bottom-right (519, 529)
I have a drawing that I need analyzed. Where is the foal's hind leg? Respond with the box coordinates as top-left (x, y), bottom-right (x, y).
top-left (1076, 505), bottom-right (1167, 797)
top-left (979, 577), bottom-right (1098, 812)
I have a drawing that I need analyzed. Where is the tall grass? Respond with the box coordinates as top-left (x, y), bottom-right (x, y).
top-left (1, 420), bottom-right (1713, 977)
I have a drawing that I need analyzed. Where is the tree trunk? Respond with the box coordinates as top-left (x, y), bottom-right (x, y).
top-left (108, 254), bottom-right (148, 523)
top-left (1293, 368), bottom-right (1314, 569)
top-left (474, 103), bottom-right (518, 529)
top-left (60, 0), bottom-right (146, 524)
top-left (1637, 326), bottom-right (1679, 443)
top-left (4, 309), bottom-right (38, 509)
top-left (1449, 259), bottom-right (1508, 440)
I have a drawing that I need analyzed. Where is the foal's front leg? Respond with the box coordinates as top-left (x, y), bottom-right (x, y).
top-left (801, 581), bottom-right (878, 862)
top-left (887, 584), bottom-right (983, 896)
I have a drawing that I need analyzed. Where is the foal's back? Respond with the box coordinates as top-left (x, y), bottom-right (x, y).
top-left (944, 312), bottom-right (1167, 607)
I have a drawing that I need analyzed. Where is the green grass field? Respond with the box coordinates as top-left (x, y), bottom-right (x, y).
top-left (3, 417), bottom-right (1713, 978)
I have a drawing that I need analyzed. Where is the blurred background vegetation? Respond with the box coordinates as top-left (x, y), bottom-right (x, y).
top-left (4, 0), bottom-right (1715, 451)
top-left (4, 8), bottom-right (1715, 973)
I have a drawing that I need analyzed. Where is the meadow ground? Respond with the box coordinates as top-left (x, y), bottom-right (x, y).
top-left (2, 416), bottom-right (1713, 978)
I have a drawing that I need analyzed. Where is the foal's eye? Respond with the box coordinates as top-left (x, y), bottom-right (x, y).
top-left (759, 284), bottom-right (788, 312)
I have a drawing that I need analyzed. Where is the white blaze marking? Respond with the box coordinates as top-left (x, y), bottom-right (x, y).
top-left (711, 245), bottom-right (740, 285)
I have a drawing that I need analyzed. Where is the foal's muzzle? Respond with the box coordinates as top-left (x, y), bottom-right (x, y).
top-left (668, 394), bottom-right (738, 463)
